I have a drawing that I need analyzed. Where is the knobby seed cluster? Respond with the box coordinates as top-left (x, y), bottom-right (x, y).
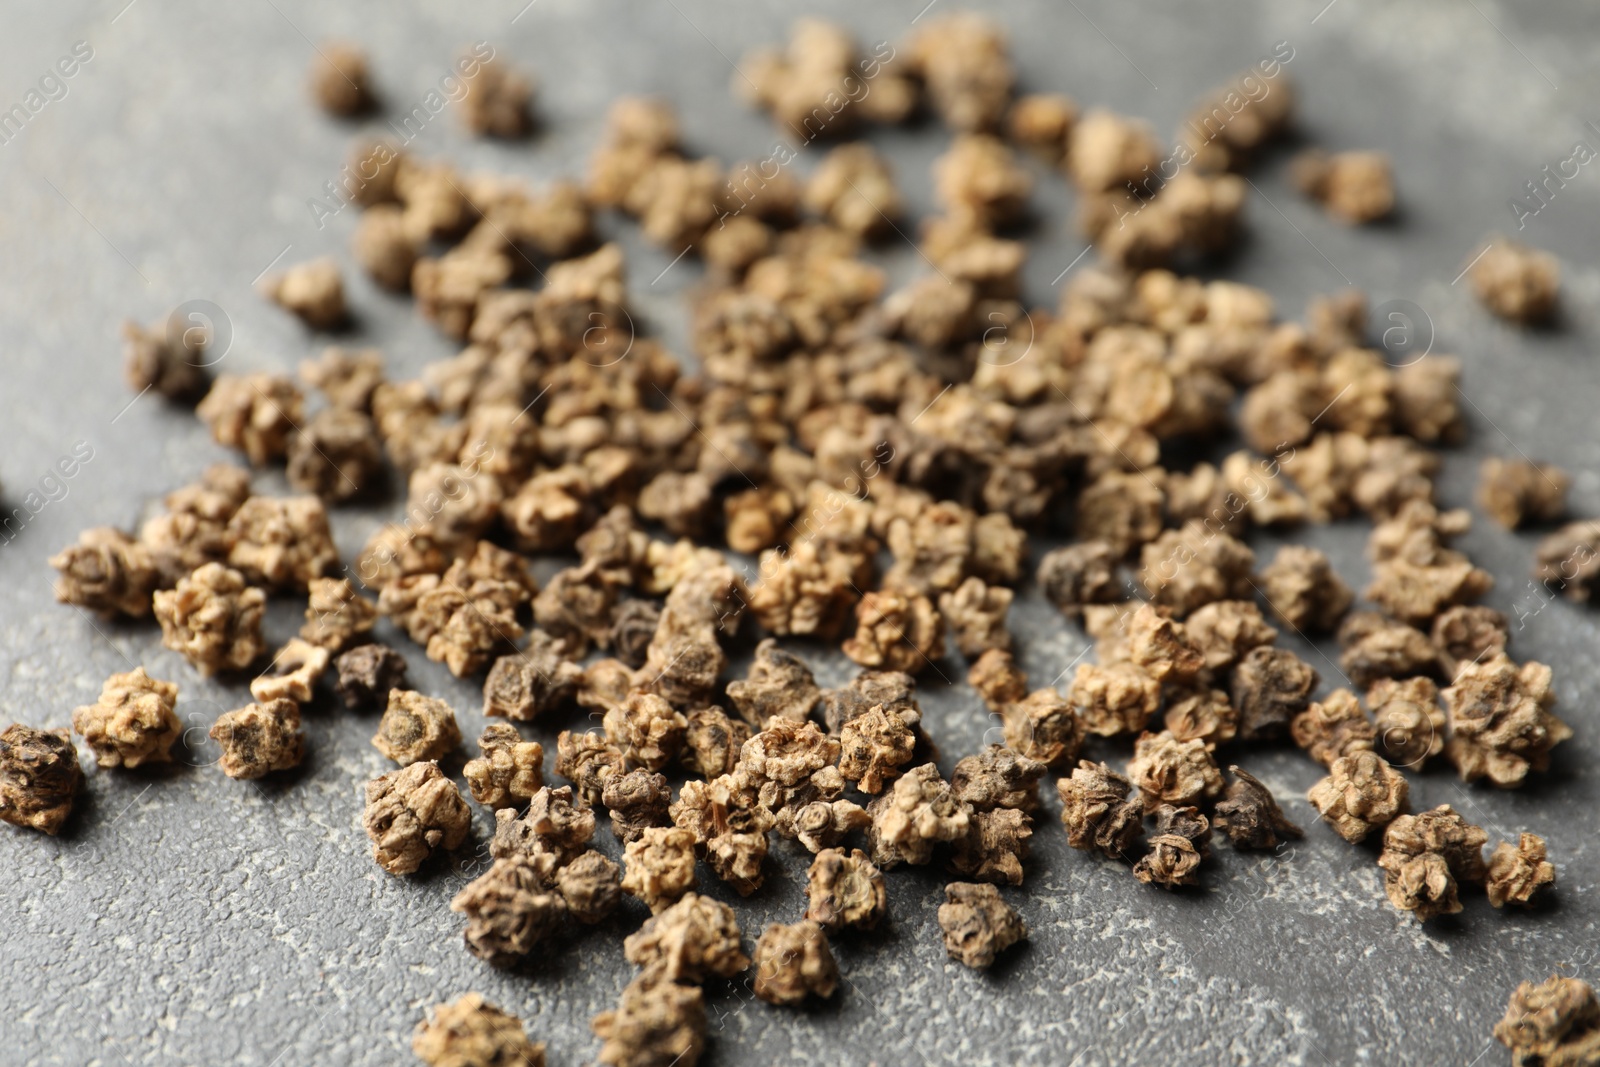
top-left (0, 16), bottom-right (1583, 1066)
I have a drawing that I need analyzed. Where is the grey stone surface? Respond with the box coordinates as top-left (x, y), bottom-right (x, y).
top-left (1, 1), bottom-right (1598, 1065)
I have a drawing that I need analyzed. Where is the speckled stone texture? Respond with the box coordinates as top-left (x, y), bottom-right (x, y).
top-left (1, 1), bottom-right (1598, 1064)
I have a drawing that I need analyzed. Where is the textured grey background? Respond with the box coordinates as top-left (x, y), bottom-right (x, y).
top-left (2, 1), bottom-right (1599, 1065)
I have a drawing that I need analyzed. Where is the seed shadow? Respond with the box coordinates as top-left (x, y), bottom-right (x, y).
top-left (314, 309), bottom-right (363, 337)
top-left (996, 204), bottom-right (1047, 243)
top-left (1507, 885), bottom-right (1562, 917)
top-left (433, 747), bottom-right (470, 779)
top-left (706, 855), bottom-right (787, 911)
top-left (407, 846), bottom-right (473, 888)
top-left (299, 682), bottom-right (356, 719)
top-left (980, 935), bottom-right (1032, 980)
top-left (332, 97), bottom-right (382, 122)
top-left (833, 908), bottom-right (901, 956)
top-left (115, 758), bottom-right (194, 783)
top-left (1439, 747), bottom-right (1578, 799)
top-left (0, 499), bottom-right (30, 548)
top-left (503, 941), bottom-right (584, 983)
top-left (539, 697), bottom-right (608, 738)
top-left (211, 661), bottom-right (269, 690)
top-left (245, 746), bottom-right (317, 794)
top-left (1361, 203), bottom-right (1408, 232)
top-left (331, 463), bottom-right (396, 508)
top-left (1135, 876), bottom-right (1213, 902)
top-left (1520, 303), bottom-right (1568, 336)
top-left (1259, 125), bottom-right (1315, 162)
top-left (1351, 832), bottom-right (1387, 862)
top-left (45, 780), bottom-right (97, 842)
top-left (1174, 230), bottom-right (1257, 279)
top-left (790, 985), bottom-right (848, 1020)
top-left (1414, 911), bottom-right (1467, 939)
